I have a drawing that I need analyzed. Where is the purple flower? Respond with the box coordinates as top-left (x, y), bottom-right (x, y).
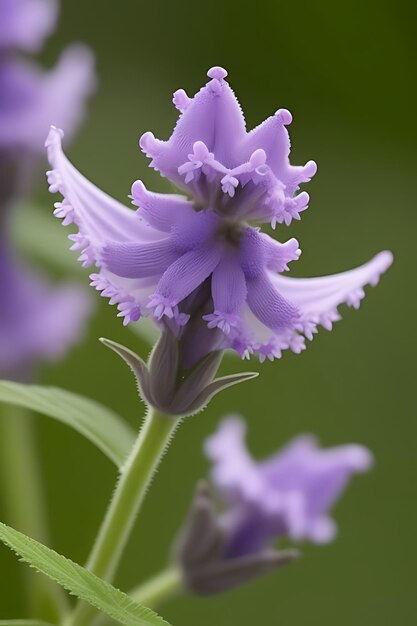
top-left (0, 0), bottom-right (58, 52)
top-left (0, 245), bottom-right (91, 380)
top-left (176, 480), bottom-right (299, 596)
top-left (0, 0), bottom-right (95, 380)
top-left (0, 47), bottom-right (95, 154)
top-left (205, 416), bottom-right (373, 558)
top-left (46, 66), bottom-right (392, 363)
top-left (176, 417), bottom-right (371, 594)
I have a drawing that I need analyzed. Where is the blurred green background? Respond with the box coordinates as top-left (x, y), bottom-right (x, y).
top-left (1, 0), bottom-right (415, 624)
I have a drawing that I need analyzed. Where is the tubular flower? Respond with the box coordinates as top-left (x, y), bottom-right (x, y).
top-left (46, 66), bottom-right (392, 363)
top-left (0, 0), bottom-right (95, 380)
top-left (205, 416), bottom-right (373, 558)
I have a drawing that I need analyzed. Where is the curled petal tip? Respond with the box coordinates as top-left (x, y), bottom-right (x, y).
top-left (347, 445), bottom-right (374, 471)
top-left (131, 179), bottom-right (146, 201)
top-left (297, 191), bottom-right (310, 204)
top-left (377, 250), bottom-right (394, 271)
top-left (368, 250), bottom-right (394, 286)
top-left (45, 125), bottom-right (64, 147)
top-left (173, 88), bottom-right (191, 112)
top-left (275, 108), bottom-right (293, 125)
top-left (207, 66), bottom-right (228, 81)
top-left (304, 160), bottom-right (318, 178)
top-left (139, 131), bottom-right (158, 156)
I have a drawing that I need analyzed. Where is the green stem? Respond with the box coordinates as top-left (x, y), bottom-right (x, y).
top-left (0, 405), bottom-right (67, 622)
top-left (66, 408), bottom-right (179, 626)
top-left (129, 566), bottom-right (182, 609)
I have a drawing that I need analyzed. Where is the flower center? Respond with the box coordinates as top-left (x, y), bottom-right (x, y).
top-left (215, 218), bottom-right (245, 247)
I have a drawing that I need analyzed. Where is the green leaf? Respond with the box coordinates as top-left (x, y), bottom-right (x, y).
top-left (0, 381), bottom-right (135, 469)
top-left (0, 523), bottom-right (172, 626)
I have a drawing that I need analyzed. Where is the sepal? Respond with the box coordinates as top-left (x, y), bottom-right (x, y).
top-left (99, 338), bottom-right (152, 405)
top-left (168, 351), bottom-right (223, 414)
top-left (184, 371), bottom-right (259, 415)
top-left (147, 330), bottom-right (179, 406)
top-left (175, 482), bottom-right (299, 595)
top-left (100, 334), bottom-right (258, 418)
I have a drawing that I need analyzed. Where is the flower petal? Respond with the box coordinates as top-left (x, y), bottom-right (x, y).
top-left (260, 233), bottom-right (301, 272)
top-left (46, 126), bottom-right (161, 251)
top-left (205, 416), bottom-right (262, 504)
top-left (139, 66), bottom-right (246, 183)
top-left (39, 45), bottom-right (96, 144)
top-left (46, 126), bottom-right (165, 323)
top-left (271, 251), bottom-right (393, 332)
top-left (1, 46), bottom-right (95, 152)
top-left (238, 109), bottom-right (317, 186)
top-left (212, 256), bottom-right (247, 311)
top-left (261, 435), bottom-right (373, 541)
top-left (203, 253), bottom-right (247, 334)
top-left (0, 0), bottom-right (58, 52)
top-left (246, 273), bottom-right (299, 331)
top-left (101, 239), bottom-right (178, 279)
top-left (131, 180), bottom-right (194, 232)
top-left (149, 244), bottom-right (222, 317)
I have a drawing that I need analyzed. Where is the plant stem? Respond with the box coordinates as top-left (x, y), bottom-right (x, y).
top-left (66, 408), bottom-right (179, 626)
top-left (129, 566), bottom-right (182, 609)
top-left (0, 405), bottom-right (67, 622)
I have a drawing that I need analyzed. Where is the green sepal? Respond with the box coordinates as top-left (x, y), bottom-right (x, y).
top-left (186, 371), bottom-right (259, 415)
top-left (99, 338), bottom-right (151, 404)
top-left (169, 351), bottom-right (224, 414)
top-left (147, 331), bottom-right (179, 406)
top-left (101, 335), bottom-right (259, 417)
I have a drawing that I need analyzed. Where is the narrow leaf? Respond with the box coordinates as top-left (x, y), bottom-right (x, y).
top-left (0, 523), bottom-right (172, 626)
top-left (0, 381), bottom-right (135, 469)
